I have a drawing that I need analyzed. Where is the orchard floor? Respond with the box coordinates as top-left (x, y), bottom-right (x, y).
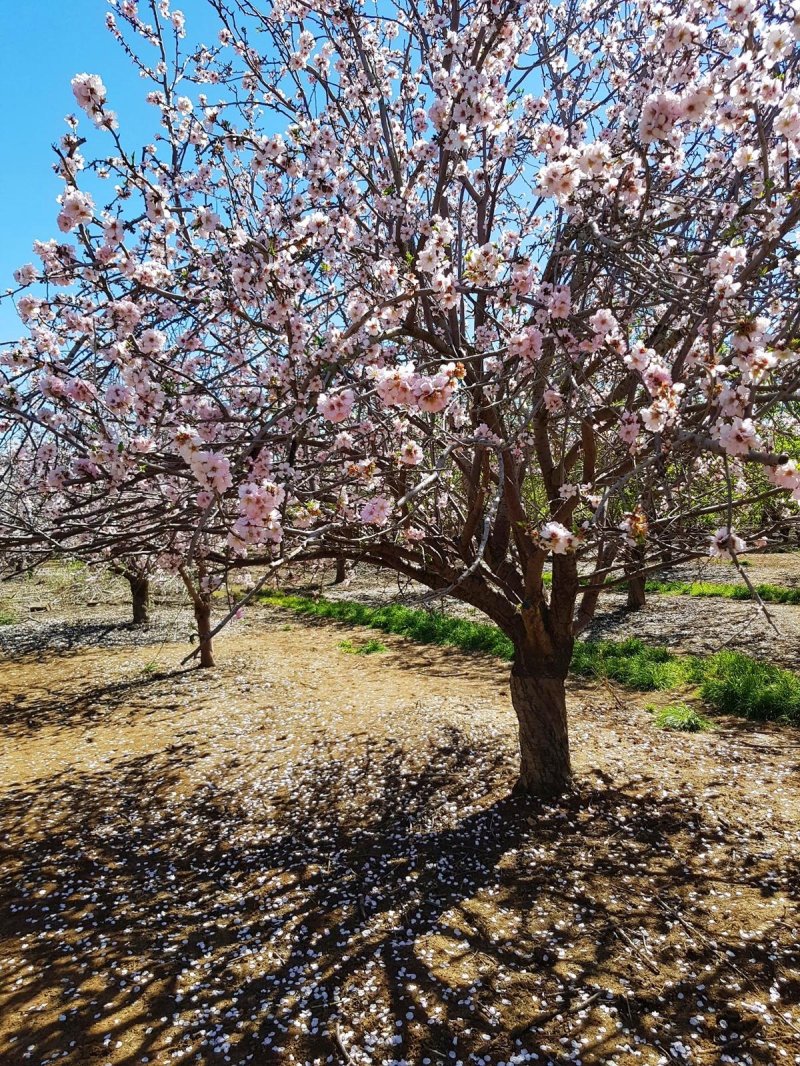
top-left (1, 590), bottom-right (799, 1065)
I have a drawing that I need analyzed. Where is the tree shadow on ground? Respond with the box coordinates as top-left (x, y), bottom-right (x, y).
top-left (0, 617), bottom-right (191, 662)
top-left (1, 726), bottom-right (797, 1066)
top-left (0, 664), bottom-right (199, 738)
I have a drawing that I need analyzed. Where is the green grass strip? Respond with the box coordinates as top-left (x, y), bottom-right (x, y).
top-left (546, 569), bottom-right (800, 604)
top-left (643, 578), bottom-right (800, 605)
top-left (260, 591), bottom-right (800, 725)
top-left (570, 637), bottom-right (703, 692)
top-left (699, 650), bottom-right (800, 723)
top-left (262, 591), bottom-right (515, 659)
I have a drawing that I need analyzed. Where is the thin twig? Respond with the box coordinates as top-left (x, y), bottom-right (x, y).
top-left (334, 1023), bottom-right (363, 1065)
top-left (616, 928), bottom-right (660, 974)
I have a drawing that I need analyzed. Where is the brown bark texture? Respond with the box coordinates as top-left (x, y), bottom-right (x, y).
top-left (194, 598), bottom-right (215, 668)
top-left (509, 664), bottom-right (571, 797)
top-left (626, 574), bottom-right (647, 610)
top-left (127, 575), bottom-right (151, 626)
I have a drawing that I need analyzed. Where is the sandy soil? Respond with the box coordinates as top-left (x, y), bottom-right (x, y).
top-left (1, 583), bottom-right (799, 1066)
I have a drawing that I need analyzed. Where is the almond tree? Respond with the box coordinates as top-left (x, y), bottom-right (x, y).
top-left (4, 0), bottom-right (800, 794)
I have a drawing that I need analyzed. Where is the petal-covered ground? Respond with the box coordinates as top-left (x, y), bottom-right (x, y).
top-left (1, 596), bottom-right (799, 1066)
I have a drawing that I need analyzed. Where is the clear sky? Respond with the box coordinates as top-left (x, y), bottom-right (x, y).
top-left (0, 0), bottom-right (217, 340)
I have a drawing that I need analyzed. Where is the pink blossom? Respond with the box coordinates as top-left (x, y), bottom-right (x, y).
top-left (57, 190), bottom-right (94, 232)
top-left (190, 451), bottom-right (233, 494)
top-left (374, 366), bottom-right (417, 408)
top-left (709, 527), bottom-right (747, 560)
top-left (539, 521), bottom-right (576, 554)
top-left (508, 326), bottom-right (543, 362)
top-left (104, 383), bottom-right (133, 411)
top-left (317, 389), bottom-right (355, 423)
top-left (71, 73), bottom-right (107, 117)
top-left (717, 417), bottom-right (762, 456)
top-left (768, 459), bottom-right (800, 493)
top-left (624, 343), bottom-right (653, 373)
top-left (537, 161), bottom-right (582, 203)
top-left (474, 423), bottom-right (503, 445)
top-left (589, 308), bottom-right (618, 337)
top-left (640, 404), bottom-right (669, 433)
top-left (547, 286), bottom-right (571, 319)
top-left (399, 440), bottom-right (423, 466)
top-left (639, 91), bottom-right (682, 143)
top-left (360, 496), bottom-right (392, 526)
top-left (402, 526), bottom-right (426, 542)
top-left (13, 263), bottom-right (37, 286)
top-left (413, 370), bottom-right (458, 413)
top-left (416, 244), bottom-right (442, 273)
top-left (138, 329), bottom-right (167, 355)
top-left (618, 411), bottom-right (640, 447)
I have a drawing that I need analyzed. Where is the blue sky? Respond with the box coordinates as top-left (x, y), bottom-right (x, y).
top-left (0, 0), bottom-right (217, 339)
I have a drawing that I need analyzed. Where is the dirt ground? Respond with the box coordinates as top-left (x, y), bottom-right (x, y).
top-left (1, 571), bottom-right (799, 1066)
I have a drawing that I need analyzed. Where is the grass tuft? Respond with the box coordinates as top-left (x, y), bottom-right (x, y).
top-left (262, 592), bottom-right (515, 659)
top-left (338, 637), bottom-right (387, 655)
top-left (700, 650), bottom-right (800, 724)
top-left (0, 607), bottom-right (17, 626)
top-left (651, 703), bottom-right (715, 732)
top-left (571, 637), bottom-right (701, 691)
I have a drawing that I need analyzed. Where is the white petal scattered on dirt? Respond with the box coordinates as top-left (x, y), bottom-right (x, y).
top-left (0, 571), bottom-right (799, 1065)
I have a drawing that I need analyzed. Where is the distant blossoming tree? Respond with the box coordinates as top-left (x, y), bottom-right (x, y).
top-left (3, 0), bottom-right (800, 794)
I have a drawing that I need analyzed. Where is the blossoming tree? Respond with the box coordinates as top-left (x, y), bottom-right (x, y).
top-left (3, 0), bottom-right (800, 794)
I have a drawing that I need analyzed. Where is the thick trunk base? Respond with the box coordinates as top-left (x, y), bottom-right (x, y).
top-left (194, 600), bottom-right (215, 668)
top-left (128, 576), bottom-right (151, 626)
top-left (510, 671), bottom-right (571, 798)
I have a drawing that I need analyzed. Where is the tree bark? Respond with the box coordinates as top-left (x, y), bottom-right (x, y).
top-left (194, 597), bottom-right (215, 668)
top-left (333, 556), bottom-right (347, 584)
top-left (127, 574), bottom-right (151, 626)
top-left (624, 546), bottom-right (647, 611)
top-left (626, 573), bottom-right (647, 611)
top-left (509, 666), bottom-right (571, 798)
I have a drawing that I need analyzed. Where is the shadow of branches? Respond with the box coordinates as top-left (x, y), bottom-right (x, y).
top-left (0, 613), bottom-right (199, 661)
top-left (0, 665), bottom-right (198, 738)
top-left (1, 725), bottom-right (797, 1065)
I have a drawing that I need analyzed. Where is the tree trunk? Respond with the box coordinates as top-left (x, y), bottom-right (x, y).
top-left (127, 574), bottom-right (151, 626)
top-left (509, 666), bottom-right (571, 798)
top-left (625, 546), bottom-right (647, 611)
top-left (333, 556), bottom-right (347, 584)
top-left (194, 597), bottom-right (215, 668)
top-left (626, 573), bottom-right (647, 611)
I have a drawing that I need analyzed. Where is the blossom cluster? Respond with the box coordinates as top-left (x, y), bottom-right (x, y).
top-left (229, 480), bottom-right (285, 550)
